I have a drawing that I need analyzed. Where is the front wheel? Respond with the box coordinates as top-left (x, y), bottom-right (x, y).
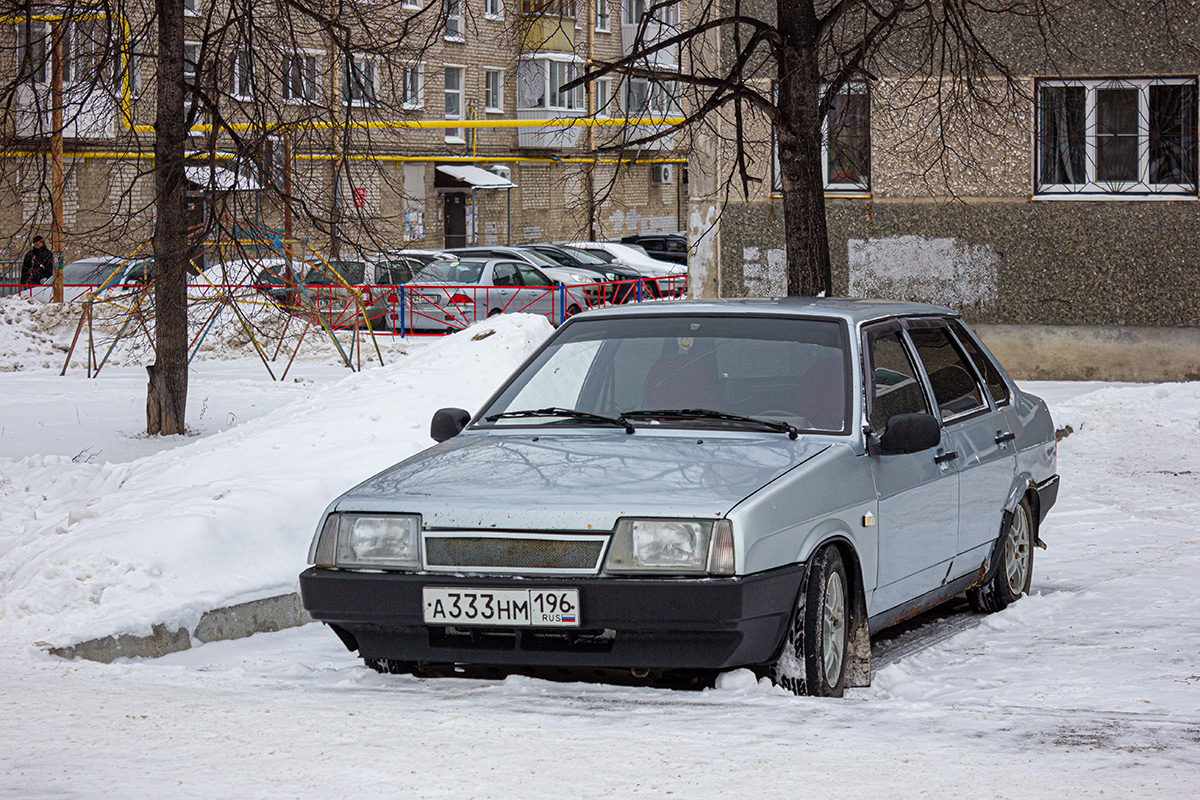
top-left (770, 545), bottom-right (849, 696)
top-left (968, 496), bottom-right (1034, 613)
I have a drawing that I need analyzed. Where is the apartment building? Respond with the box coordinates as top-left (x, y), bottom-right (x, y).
top-left (0, 0), bottom-right (690, 268)
top-left (688, 0), bottom-right (1199, 381)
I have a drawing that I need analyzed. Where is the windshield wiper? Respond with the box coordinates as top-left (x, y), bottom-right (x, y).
top-left (485, 407), bottom-right (635, 434)
top-left (622, 408), bottom-right (799, 439)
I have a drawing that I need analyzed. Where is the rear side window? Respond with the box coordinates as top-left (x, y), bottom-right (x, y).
top-left (908, 327), bottom-right (987, 421)
top-left (867, 331), bottom-right (932, 434)
top-left (950, 321), bottom-right (1010, 406)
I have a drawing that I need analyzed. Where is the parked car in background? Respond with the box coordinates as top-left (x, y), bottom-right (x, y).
top-left (525, 243), bottom-right (661, 303)
top-left (380, 249), bottom-right (455, 267)
top-left (620, 233), bottom-right (688, 265)
top-left (301, 299), bottom-right (1058, 696)
top-left (29, 256), bottom-right (153, 302)
top-left (399, 257), bottom-right (565, 331)
top-left (446, 246), bottom-right (601, 288)
top-left (561, 241), bottom-right (687, 296)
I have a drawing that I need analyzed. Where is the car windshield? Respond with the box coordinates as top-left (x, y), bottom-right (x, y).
top-left (560, 247), bottom-right (607, 265)
top-left (414, 260), bottom-right (484, 284)
top-left (305, 261), bottom-right (365, 285)
top-left (479, 315), bottom-right (850, 433)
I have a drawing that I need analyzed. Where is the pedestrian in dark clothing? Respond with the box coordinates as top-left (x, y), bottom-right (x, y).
top-left (20, 236), bottom-right (54, 285)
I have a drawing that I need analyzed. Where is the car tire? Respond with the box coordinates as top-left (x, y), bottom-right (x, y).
top-left (967, 496), bottom-right (1035, 613)
top-left (566, 303), bottom-right (582, 318)
top-left (364, 658), bottom-right (412, 675)
top-left (770, 545), bottom-right (850, 697)
top-left (487, 308), bottom-right (502, 317)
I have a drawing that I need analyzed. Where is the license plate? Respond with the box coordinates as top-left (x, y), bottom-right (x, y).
top-left (422, 587), bottom-right (579, 627)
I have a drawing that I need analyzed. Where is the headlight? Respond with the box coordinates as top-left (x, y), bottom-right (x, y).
top-left (313, 513), bottom-right (421, 569)
top-left (605, 519), bottom-right (734, 575)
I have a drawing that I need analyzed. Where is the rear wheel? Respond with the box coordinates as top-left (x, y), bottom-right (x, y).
top-left (566, 303), bottom-right (582, 318)
top-left (770, 545), bottom-right (849, 696)
top-left (487, 308), bottom-right (502, 317)
top-left (968, 497), bottom-right (1034, 613)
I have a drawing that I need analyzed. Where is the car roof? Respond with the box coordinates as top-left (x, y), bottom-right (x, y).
top-left (577, 297), bottom-right (957, 326)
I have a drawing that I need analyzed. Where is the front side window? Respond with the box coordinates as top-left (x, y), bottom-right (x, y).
top-left (481, 315), bottom-right (850, 434)
top-left (343, 54), bottom-right (377, 106)
top-left (949, 321), bottom-right (1009, 407)
top-left (908, 326), bottom-right (987, 422)
top-left (1036, 78), bottom-right (1198, 196)
top-left (867, 330), bottom-right (931, 434)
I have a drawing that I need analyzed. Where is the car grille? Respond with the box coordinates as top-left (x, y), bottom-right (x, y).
top-left (423, 533), bottom-right (607, 573)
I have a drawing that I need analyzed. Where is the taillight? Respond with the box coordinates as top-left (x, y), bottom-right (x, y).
top-left (449, 293), bottom-right (473, 304)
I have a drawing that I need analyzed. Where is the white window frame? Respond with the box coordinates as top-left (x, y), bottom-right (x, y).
top-left (594, 77), bottom-right (612, 118)
top-left (622, 0), bottom-right (644, 25)
top-left (1034, 77), bottom-right (1198, 199)
top-left (401, 0), bottom-right (420, 8)
top-left (484, 68), bottom-right (504, 113)
top-left (401, 62), bottom-right (425, 110)
top-left (444, 0), bottom-right (465, 41)
top-left (444, 64), bottom-right (466, 143)
top-left (821, 81), bottom-right (870, 193)
top-left (343, 52), bottom-right (380, 107)
top-left (517, 54), bottom-right (584, 112)
top-left (231, 50), bottom-right (254, 101)
top-left (283, 50), bottom-right (321, 105)
top-left (621, 75), bottom-right (676, 117)
top-left (485, 0), bottom-right (504, 20)
top-left (595, 0), bottom-right (610, 31)
top-left (15, 22), bottom-right (49, 85)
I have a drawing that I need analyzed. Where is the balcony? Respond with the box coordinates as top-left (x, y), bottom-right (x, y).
top-left (518, 6), bottom-right (576, 53)
top-left (620, 17), bottom-right (678, 69)
top-left (517, 107), bottom-right (585, 149)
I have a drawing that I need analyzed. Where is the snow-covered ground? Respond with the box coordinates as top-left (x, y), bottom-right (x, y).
top-left (0, 301), bottom-right (1198, 797)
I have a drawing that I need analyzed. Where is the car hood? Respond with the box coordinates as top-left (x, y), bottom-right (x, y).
top-left (335, 430), bottom-right (829, 530)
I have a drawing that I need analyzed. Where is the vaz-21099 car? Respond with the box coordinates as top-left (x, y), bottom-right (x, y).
top-left (300, 299), bottom-right (1059, 696)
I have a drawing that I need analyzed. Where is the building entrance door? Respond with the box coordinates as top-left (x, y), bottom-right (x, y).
top-left (443, 192), bottom-right (467, 248)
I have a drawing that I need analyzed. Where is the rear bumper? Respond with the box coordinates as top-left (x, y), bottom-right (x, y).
top-left (299, 565), bottom-right (805, 670)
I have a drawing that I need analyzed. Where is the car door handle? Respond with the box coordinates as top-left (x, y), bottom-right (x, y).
top-left (995, 431), bottom-right (1016, 445)
top-left (934, 450), bottom-right (959, 464)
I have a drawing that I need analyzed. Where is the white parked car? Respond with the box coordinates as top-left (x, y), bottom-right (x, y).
top-left (561, 241), bottom-right (686, 277)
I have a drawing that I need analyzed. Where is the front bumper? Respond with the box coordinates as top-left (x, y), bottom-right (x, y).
top-left (299, 565), bottom-right (805, 670)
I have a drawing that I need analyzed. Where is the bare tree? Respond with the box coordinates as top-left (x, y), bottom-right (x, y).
top-left (1, 0), bottom-right (452, 434)
top-left (577, 0), bottom-right (1198, 296)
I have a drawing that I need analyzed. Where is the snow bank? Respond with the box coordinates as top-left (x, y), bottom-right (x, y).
top-left (0, 293), bottom-right (415, 373)
top-left (0, 314), bottom-right (554, 646)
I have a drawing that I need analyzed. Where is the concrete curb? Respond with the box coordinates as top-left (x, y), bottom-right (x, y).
top-left (47, 593), bottom-right (312, 663)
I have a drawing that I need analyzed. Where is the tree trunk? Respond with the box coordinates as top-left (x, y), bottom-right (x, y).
top-left (148, 0), bottom-right (188, 435)
top-left (776, 0), bottom-right (832, 297)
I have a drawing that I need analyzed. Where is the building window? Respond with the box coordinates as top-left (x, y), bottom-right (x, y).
top-left (594, 77), bottom-right (612, 117)
top-left (283, 52), bottom-right (318, 103)
top-left (595, 0), bottom-right (610, 31)
top-left (517, 58), bottom-right (584, 111)
top-left (183, 42), bottom-right (199, 106)
top-left (444, 66), bottom-right (464, 142)
top-left (184, 0), bottom-right (198, 14)
top-left (1036, 77), bottom-right (1198, 196)
top-left (15, 23), bottom-right (48, 84)
top-left (444, 0), bottom-right (464, 40)
top-left (622, 76), bottom-right (675, 117)
top-left (824, 83), bottom-right (869, 191)
top-left (231, 51), bottom-right (254, 101)
top-left (401, 0), bottom-right (420, 8)
top-left (623, 0), bottom-right (644, 24)
top-left (485, 0), bottom-right (503, 19)
top-left (401, 63), bottom-right (424, 109)
top-left (485, 69), bottom-right (504, 113)
top-left (343, 53), bottom-right (378, 106)
top-left (622, 0), bottom-right (677, 25)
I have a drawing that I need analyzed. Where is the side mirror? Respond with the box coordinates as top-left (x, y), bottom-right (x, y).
top-left (431, 408), bottom-right (471, 442)
top-left (877, 412), bottom-right (941, 455)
